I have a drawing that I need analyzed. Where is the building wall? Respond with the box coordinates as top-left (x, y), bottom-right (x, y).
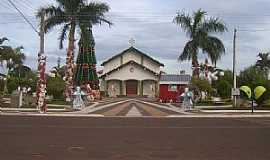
top-left (122, 81), bottom-right (126, 95)
top-left (105, 63), bottom-right (158, 81)
top-left (103, 51), bottom-right (161, 75)
top-left (122, 52), bottom-right (141, 65)
top-left (103, 56), bottom-right (121, 74)
top-left (143, 80), bottom-right (156, 97)
top-left (107, 80), bottom-right (120, 97)
top-left (159, 84), bottom-right (186, 102)
top-left (99, 79), bottom-right (105, 92)
top-left (143, 57), bottom-right (161, 73)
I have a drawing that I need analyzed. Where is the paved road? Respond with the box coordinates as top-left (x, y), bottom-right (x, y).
top-left (1, 115), bottom-right (270, 160)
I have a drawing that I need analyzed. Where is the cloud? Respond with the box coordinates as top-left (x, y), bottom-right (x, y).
top-left (1, 0), bottom-right (270, 75)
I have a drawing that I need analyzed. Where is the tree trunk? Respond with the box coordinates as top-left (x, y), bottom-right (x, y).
top-left (64, 22), bottom-right (76, 102)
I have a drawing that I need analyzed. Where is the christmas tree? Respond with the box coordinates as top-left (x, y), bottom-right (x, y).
top-left (74, 26), bottom-right (99, 90)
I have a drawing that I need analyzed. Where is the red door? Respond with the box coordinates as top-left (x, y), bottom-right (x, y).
top-left (126, 80), bottom-right (138, 96)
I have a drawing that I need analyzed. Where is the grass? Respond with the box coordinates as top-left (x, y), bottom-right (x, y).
top-left (17, 99), bottom-right (71, 109)
top-left (195, 102), bottom-right (232, 106)
top-left (47, 99), bottom-right (70, 105)
top-left (263, 99), bottom-right (270, 107)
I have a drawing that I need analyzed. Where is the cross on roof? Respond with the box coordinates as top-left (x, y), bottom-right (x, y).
top-left (129, 38), bottom-right (135, 47)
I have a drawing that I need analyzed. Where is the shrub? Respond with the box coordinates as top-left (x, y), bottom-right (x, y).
top-left (238, 65), bottom-right (270, 106)
top-left (7, 76), bottom-right (37, 94)
top-left (47, 77), bottom-right (65, 99)
top-left (191, 78), bottom-right (214, 100)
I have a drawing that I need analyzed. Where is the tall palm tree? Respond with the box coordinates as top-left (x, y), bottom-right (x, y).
top-left (37, 0), bottom-right (111, 101)
top-left (256, 52), bottom-right (270, 72)
top-left (173, 9), bottom-right (227, 77)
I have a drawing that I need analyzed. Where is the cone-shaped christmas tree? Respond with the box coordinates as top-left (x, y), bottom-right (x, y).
top-left (74, 26), bottom-right (99, 90)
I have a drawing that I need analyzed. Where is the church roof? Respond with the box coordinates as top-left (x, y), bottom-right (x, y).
top-left (100, 60), bottom-right (160, 78)
top-left (101, 46), bottom-right (164, 67)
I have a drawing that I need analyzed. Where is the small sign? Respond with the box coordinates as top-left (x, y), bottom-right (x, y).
top-left (232, 88), bottom-right (240, 96)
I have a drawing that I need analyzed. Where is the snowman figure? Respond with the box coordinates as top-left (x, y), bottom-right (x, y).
top-left (182, 88), bottom-right (194, 111)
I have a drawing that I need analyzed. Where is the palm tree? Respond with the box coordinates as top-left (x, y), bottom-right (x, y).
top-left (51, 66), bottom-right (65, 78)
top-left (6, 46), bottom-right (25, 75)
top-left (256, 52), bottom-right (270, 72)
top-left (0, 37), bottom-right (8, 45)
top-left (173, 9), bottom-right (227, 77)
top-left (0, 38), bottom-right (25, 75)
top-left (37, 0), bottom-right (112, 101)
top-left (0, 37), bottom-right (13, 64)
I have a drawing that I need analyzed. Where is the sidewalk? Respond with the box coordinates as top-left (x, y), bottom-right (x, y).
top-left (201, 110), bottom-right (270, 113)
top-left (0, 103), bottom-right (71, 112)
top-left (0, 107), bottom-right (68, 112)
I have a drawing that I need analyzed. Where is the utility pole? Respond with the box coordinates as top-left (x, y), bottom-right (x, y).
top-left (232, 28), bottom-right (237, 107)
top-left (36, 10), bottom-right (47, 113)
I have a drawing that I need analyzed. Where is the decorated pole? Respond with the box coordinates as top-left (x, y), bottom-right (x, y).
top-left (64, 22), bottom-right (76, 102)
top-left (36, 10), bottom-right (47, 113)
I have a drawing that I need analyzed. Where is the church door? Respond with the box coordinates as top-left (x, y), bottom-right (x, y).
top-left (126, 80), bottom-right (138, 96)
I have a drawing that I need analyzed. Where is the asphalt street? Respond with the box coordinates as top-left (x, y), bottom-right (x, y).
top-left (1, 115), bottom-right (270, 160)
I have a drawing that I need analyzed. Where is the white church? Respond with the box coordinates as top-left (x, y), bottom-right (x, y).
top-left (99, 45), bottom-right (164, 97)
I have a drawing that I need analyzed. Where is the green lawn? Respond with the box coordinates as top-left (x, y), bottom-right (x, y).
top-left (47, 99), bottom-right (70, 105)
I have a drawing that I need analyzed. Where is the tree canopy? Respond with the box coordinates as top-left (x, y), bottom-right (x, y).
top-left (174, 9), bottom-right (227, 76)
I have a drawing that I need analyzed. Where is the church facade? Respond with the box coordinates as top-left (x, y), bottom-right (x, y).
top-left (100, 46), bottom-right (164, 97)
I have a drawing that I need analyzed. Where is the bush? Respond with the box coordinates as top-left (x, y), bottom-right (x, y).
top-left (238, 65), bottom-right (270, 106)
top-left (7, 76), bottom-right (36, 94)
top-left (191, 78), bottom-right (214, 99)
top-left (47, 77), bottom-right (65, 99)
top-left (7, 77), bottom-right (18, 93)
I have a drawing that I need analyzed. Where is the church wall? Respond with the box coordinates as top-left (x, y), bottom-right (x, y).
top-left (143, 80), bottom-right (156, 97)
top-left (107, 80), bottom-right (121, 97)
top-left (99, 79), bottom-right (105, 91)
top-left (122, 51), bottom-right (141, 64)
top-left (122, 81), bottom-right (126, 95)
top-left (143, 57), bottom-right (161, 73)
top-left (105, 63), bottom-right (158, 81)
top-left (103, 57), bottom-right (121, 74)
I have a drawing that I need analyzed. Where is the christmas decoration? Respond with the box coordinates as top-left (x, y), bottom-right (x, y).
top-left (86, 84), bottom-right (94, 101)
top-left (64, 45), bottom-right (75, 102)
top-left (72, 86), bottom-right (85, 110)
top-left (36, 53), bottom-right (47, 113)
top-left (74, 28), bottom-right (99, 91)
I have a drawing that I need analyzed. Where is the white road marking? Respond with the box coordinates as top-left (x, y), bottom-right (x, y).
top-left (126, 105), bottom-right (142, 117)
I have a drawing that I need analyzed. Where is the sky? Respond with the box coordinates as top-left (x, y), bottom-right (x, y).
top-left (1, 0), bottom-right (270, 75)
